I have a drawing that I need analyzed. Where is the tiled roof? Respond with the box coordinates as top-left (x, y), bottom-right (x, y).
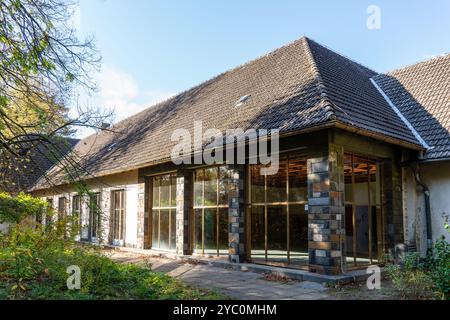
top-left (1, 137), bottom-right (78, 193)
top-left (373, 54), bottom-right (450, 160)
top-left (32, 37), bottom-right (422, 190)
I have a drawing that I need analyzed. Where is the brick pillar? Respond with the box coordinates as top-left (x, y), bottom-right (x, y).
top-left (307, 145), bottom-right (346, 275)
top-left (175, 170), bottom-right (192, 255)
top-left (136, 179), bottom-right (146, 249)
top-left (228, 164), bottom-right (246, 263)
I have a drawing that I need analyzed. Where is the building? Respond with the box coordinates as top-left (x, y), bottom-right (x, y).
top-left (30, 37), bottom-right (450, 275)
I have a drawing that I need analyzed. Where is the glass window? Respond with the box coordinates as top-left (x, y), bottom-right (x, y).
top-left (111, 190), bottom-right (125, 243)
top-left (251, 164), bottom-right (265, 203)
top-left (249, 153), bottom-right (308, 267)
top-left (193, 166), bottom-right (229, 256)
top-left (89, 193), bottom-right (101, 239)
top-left (288, 157), bottom-right (307, 202)
top-left (289, 204), bottom-right (308, 265)
top-left (344, 153), bottom-right (382, 266)
top-left (266, 159), bottom-right (287, 203)
top-left (267, 206), bottom-right (287, 263)
top-left (151, 173), bottom-right (177, 251)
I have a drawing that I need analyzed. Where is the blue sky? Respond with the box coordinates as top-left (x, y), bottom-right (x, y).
top-left (75, 0), bottom-right (450, 137)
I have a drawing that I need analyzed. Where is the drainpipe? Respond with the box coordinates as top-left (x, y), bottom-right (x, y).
top-left (408, 163), bottom-right (432, 251)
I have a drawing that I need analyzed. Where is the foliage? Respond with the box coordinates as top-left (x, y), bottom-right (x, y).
top-left (0, 225), bottom-right (223, 300)
top-left (386, 236), bottom-right (450, 300)
top-left (0, 0), bottom-right (112, 193)
top-left (385, 252), bottom-right (436, 300)
top-left (0, 192), bottom-right (50, 224)
top-left (424, 237), bottom-right (450, 300)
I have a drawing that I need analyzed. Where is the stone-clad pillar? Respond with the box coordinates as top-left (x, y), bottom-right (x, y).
top-left (228, 164), bottom-right (246, 263)
top-left (307, 144), bottom-right (346, 275)
top-left (136, 178), bottom-right (146, 249)
top-left (175, 170), bottom-right (192, 255)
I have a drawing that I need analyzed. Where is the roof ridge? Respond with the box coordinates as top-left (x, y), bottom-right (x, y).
top-left (302, 37), bottom-right (337, 121)
top-left (386, 52), bottom-right (450, 75)
top-left (306, 38), bottom-right (379, 75)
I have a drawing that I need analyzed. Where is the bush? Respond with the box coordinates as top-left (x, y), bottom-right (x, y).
top-left (385, 252), bottom-right (437, 300)
top-left (0, 225), bottom-right (221, 300)
top-left (425, 237), bottom-right (450, 300)
top-left (0, 192), bottom-right (50, 225)
top-left (386, 237), bottom-right (450, 300)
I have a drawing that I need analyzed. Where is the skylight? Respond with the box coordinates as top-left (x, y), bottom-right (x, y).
top-left (235, 94), bottom-right (251, 107)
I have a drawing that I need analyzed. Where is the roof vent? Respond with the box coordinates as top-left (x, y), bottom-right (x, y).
top-left (107, 142), bottom-right (117, 151)
top-left (235, 95), bottom-right (251, 107)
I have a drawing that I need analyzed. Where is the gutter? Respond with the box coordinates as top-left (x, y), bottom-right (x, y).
top-left (408, 163), bottom-right (433, 250)
top-left (370, 77), bottom-right (433, 250)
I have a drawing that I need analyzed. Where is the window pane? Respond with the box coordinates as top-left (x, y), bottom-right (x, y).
top-left (345, 205), bottom-right (354, 258)
top-left (353, 156), bottom-right (369, 205)
top-left (152, 177), bottom-right (160, 207)
top-left (218, 166), bottom-right (230, 205)
top-left (170, 175), bottom-right (177, 207)
top-left (369, 160), bottom-right (380, 205)
top-left (152, 210), bottom-right (159, 248)
top-left (344, 154), bottom-right (353, 202)
top-left (251, 165), bottom-right (265, 203)
top-left (355, 205), bottom-right (369, 258)
top-left (193, 209), bottom-right (202, 253)
top-left (289, 157), bottom-right (307, 202)
top-left (218, 208), bottom-right (228, 254)
top-left (204, 168), bottom-right (218, 206)
top-left (267, 206), bottom-right (287, 263)
top-left (266, 159), bottom-right (287, 203)
top-left (159, 210), bottom-right (170, 250)
top-left (160, 175), bottom-right (171, 207)
top-left (194, 170), bottom-right (204, 207)
top-left (204, 208), bottom-right (217, 254)
top-left (170, 209), bottom-right (176, 251)
top-left (289, 204), bottom-right (308, 265)
top-left (251, 206), bottom-right (265, 260)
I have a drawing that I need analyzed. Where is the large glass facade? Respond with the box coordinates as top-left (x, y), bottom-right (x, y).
top-left (152, 174), bottom-right (177, 251)
top-left (193, 166), bottom-right (230, 256)
top-left (344, 153), bottom-right (382, 266)
top-left (249, 152), bottom-right (308, 267)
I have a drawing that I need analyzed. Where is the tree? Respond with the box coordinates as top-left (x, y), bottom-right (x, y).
top-left (0, 0), bottom-right (111, 192)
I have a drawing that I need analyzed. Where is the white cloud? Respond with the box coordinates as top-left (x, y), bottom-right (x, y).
top-left (96, 66), bottom-right (175, 122)
top-left (71, 66), bottom-right (175, 138)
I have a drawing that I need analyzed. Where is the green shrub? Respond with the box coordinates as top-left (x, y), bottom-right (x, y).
top-left (0, 225), bottom-right (222, 300)
top-left (0, 192), bottom-right (50, 224)
top-left (425, 237), bottom-right (450, 300)
top-left (386, 237), bottom-right (450, 300)
top-left (385, 252), bottom-right (437, 300)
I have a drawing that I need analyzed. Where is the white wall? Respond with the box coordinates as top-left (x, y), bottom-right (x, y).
top-left (34, 170), bottom-right (140, 248)
top-left (403, 161), bottom-right (450, 256)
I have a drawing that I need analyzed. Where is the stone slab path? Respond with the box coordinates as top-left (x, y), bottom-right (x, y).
top-left (107, 250), bottom-right (332, 300)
